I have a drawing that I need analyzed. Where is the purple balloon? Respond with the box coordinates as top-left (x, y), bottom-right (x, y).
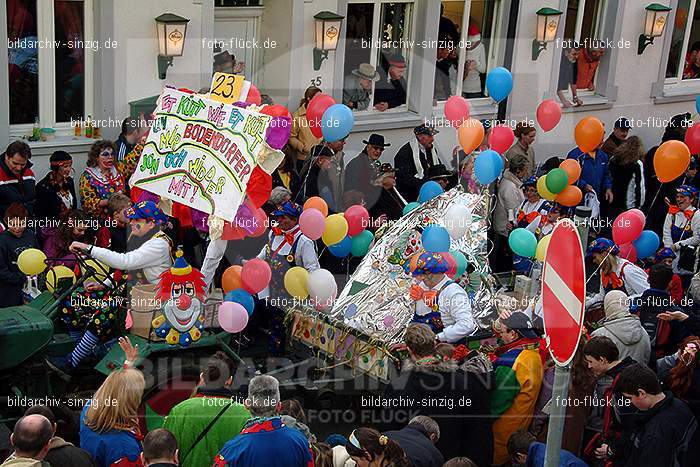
top-left (234, 202), bottom-right (257, 235)
top-left (134, 189), bottom-right (159, 204)
top-left (218, 302), bottom-right (249, 333)
top-left (191, 209), bottom-right (209, 233)
top-left (266, 116), bottom-right (292, 149)
top-left (233, 101), bottom-right (252, 108)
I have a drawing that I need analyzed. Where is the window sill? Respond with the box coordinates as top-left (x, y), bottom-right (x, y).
top-left (23, 136), bottom-right (101, 156)
top-left (561, 95), bottom-right (612, 113)
top-left (350, 110), bottom-right (426, 132)
top-left (434, 97), bottom-right (499, 119)
top-left (654, 81), bottom-right (700, 104)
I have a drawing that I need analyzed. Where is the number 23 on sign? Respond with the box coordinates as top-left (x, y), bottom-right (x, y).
top-left (210, 72), bottom-right (244, 105)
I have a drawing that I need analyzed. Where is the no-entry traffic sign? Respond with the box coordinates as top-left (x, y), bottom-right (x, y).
top-left (541, 218), bottom-right (585, 366)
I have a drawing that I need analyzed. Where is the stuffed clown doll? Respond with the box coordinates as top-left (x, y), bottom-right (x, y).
top-left (152, 248), bottom-right (207, 346)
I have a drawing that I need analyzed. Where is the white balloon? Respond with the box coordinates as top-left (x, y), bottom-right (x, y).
top-left (444, 204), bottom-right (471, 239)
top-left (307, 268), bottom-right (337, 310)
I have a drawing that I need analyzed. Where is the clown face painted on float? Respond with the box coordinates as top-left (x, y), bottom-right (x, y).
top-left (152, 249), bottom-right (207, 346)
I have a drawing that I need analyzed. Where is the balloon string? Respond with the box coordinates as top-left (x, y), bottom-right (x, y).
top-left (585, 247), bottom-right (614, 286)
top-left (648, 182), bottom-right (664, 214)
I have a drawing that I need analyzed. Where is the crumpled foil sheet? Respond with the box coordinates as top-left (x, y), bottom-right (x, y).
top-left (328, 188), bottom-right (497, 345)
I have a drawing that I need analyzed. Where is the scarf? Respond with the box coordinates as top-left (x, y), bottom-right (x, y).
top-left (601, 271), bottom-right (624, 290)
top-left (491, 337), bottom-right (542, 362)
top-left (410, 284), bottom-right (438, 307)
top-left (271, 226), bottom-right (299, 246)
top-left (668, 205), bottom-right (696, 221)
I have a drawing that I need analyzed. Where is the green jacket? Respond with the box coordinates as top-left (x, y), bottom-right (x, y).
top-left (163, 388), bottom-right (250, 467)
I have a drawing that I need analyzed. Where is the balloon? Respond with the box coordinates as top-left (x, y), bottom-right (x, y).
top-left (299, 208), bottom-right (326, 240)
top-left (351, 230), bottom-right (374, 257)
top-left (307, 268), bottom-right (337, 309)
top-left (474, 150), bottom-right (504, 184)
top-left (444, 96), bottom-right (470, 127)
top-left (307, 93), bottom-right (335, 138)
top-left (535, 234), bottom-right (552, 261)
top-left (450, 250), bottom-right (468, 277)
top-left (556, 185), bottom-right (583, 207)
top-left (246, 166), bottom-right (272, 208)
top-left (322, 214), bottom-right (349, 246)
top-left (489, 125), bottom-right (515, 154)
top-left (559, 159), bottom-right (582, 185)
top-left (345, 205), bottom-right (370, 236)
top-left (422, 225), bottom-right (451, 252)
top-left (654, 140), bottom-right (691, 182)
top-left (304, 196), bottom-right (329, 217)
top-left (284, 266), bottom-right (309, 299)
top-left (418, 181), bottom-right (444, 203)
top-left (633, 230), bottom-right (660, 259)
top-left (612, 210), bottom-right (646, 245)
top-left (508, 228), bottom-right (537, 258)
top-left (17, 248), bottom-right (47, 276)
top-left (321, 104), bottom-right (354, 142)
top-left (329, 235), bottom-right (352, 257)
top-left (574, 117), bottom-right (605, 153)
top-left (485, 67), bottom-right (513, 103)
top-left (46, 265), bottom-right (76, 293)
top-left (628, 208), bottom-right (646, 226)
top-left (250, 208), bottom-right (268, 237)
top-left (618, 243), bottom-right (637, 263)
top-left (686, 123), bottom-right (700, 155)
top-left (445, 204), bottom-right (470, 239)
top-left (697, 95), bottom-right (700, 116)
top-left (241, 259), bottom-right (272, 294)
top-left (383, 315), bottom-right (396, 329)
top-left (260, 104), bottom-right (291, 118)
top-left (245, 84), bottom-right (261, 106)
top-left (218, 302), bottom-right (249, 333)
top-left (81, 259), bottom-right (110, 281)
top-left (537, 176), bottom-right (557, 201)
top-left (458, 118), bottom-right (485, 154)
top-left (545, 168), bottom-right (569, 194)
top-left (443, 252), bottom-right (458, 277)
top-left (225, 288), bottom-right (255, 316)
top-left (536, 99), bottom-right (562, 132)
top-left (266, 116), bottom-right (292, 150)
top-left (403, 202), bottom-right (420, 215)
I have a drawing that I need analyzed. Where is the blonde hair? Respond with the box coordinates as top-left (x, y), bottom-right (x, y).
top-left (600, 253), bottom-right (619, 276)
top-left (85, 369), bottom-right (145, 433)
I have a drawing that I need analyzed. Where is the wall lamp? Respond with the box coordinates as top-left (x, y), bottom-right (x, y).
top-left (314, 11), bottom-right (344, 71)
top-left (638, 3), bottom-right (672, 55)
top-left (156, 13), bottom-right (189, 79)
top-left (532, 7), bottom-right (563, 61)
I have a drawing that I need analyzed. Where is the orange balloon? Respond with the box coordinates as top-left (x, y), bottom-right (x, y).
top-left (654, 140), bottom-right (691, 183)
top-left (574, 117), bottom-right (605, 153)
top-left (303, 196), bottom-right (329, 217)
top-left (458, 118), bottom-right (485, 154)
top-left (222, 265), bottom-right (243, 293)
top-left (556, 185), bottom-right (583, 207)
top-left (559, 159), bottom-right (582, 185)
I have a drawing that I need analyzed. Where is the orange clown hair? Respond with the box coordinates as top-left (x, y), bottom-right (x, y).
top-left (156, 267), bottom-right (207, 303)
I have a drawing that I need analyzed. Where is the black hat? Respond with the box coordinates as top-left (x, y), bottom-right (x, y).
top-left (312, 145), bottom-right (334, 159)
top-left (414, 124), bottom-right (439, 136)
top-left (614, 117), bottom-right (631, 130)
top-left (362, 134), bottom-right (391, 148)
top-left (426, 164), bottom-right (454, 181)
top-left (500, 312), bottom-right (539, 339)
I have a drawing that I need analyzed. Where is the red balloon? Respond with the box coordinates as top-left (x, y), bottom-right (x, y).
top-left (344, 205), bottom-right (370, 237)
top-left (260, 104), bottom-right (291, 119)
top-left (444, 96), bottom-right (470, 127)
top-left (612, 210), bottom-right (645, 245)
top-left (307, 93), bottom-right (336, 138)
top-left (443, 252), bottom-right (458, 278)
top-left (618, 243), bottom-right (637, 263)
top-left (241, 259), bottom-right (272, 294)
top-left (250, 208), bottom-right (268, 237)
top-left (686, 122), bottom-right (700, 155)
top-left (245, 84), bottom-right (261, 106)
top-left (536, 99), bottom-right (562, 132)
top-left (489, 125), bottom-right (515, 154)
top-left (245, 166), bottom-right (272, 208)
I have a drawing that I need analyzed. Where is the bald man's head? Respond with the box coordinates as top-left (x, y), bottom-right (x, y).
top-left (11, 414), bottom-right (53, 459)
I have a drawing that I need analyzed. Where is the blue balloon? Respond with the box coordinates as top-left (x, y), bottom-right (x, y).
top-left (474, 150), bottom-right (504, 184)
top-left (403, 201), bottom-right (420, 215)
top-left (418, 181), bottom-right (444, 203)
top-left (328, 235), bottom-right (352, 257)
top-left (321, 104), bottom-right (354, 142)
top-left (485, 67), bottom-right (513, 103)
top-left (225, 288), bottom-right (255, 316)
top-left (696, 95), bottom-right (700, 116)
top-left (633, 230), bottom-right (660, 259)
top-left (422, 225), bottom-right (451, 252)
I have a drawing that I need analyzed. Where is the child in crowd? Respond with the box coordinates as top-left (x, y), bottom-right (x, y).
top-left (95, 193), bottom-right (132, 253)
top-left (0, 203), bottom-right (39, 308)
top-left (43, 210), bottom-right (103, 267)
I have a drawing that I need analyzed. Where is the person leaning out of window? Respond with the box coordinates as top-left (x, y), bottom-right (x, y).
top-left (343, 63), bottom-right (380, 111)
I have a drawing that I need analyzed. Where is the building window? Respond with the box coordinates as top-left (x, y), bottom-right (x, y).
top-left (342, 1), bottom-right (413, 114)
top-left (7, 0), bottom-right (92, 130)
top-left (433, 0), bottom-right (502, 103)
top-left (666, 0), bottom-right (700, 81)
top-left (563, 0), bottom-right (607, 44)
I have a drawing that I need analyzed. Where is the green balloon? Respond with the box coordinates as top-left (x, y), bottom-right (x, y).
top-left (508, 228), bottom-right (537, 258)
top-left (403, 202), bottom-right (420, 215)
top-left (351, 230), bottom-right (375, 257)
top-left (545, 168), bottom-right (569, 194)
top-left (450, 250), bottom-right (468, 277)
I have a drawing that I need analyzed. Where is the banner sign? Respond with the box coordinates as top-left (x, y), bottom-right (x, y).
top-left (129, 88), bottom-right (272, 222)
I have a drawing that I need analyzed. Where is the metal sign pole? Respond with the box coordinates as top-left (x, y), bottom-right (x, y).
top-left (544, 363), bottom-right (571, 466)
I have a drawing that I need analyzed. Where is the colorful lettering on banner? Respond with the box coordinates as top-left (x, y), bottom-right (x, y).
top-left (129, 88), bottom-right (273, 222)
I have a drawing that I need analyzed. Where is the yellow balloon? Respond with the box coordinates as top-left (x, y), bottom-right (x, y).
top-left (321, 214), bottom-right (349, 246)
top-left (284, 266), bottom-right (309, 299)
top-left (46, 265), bottom-right (76, 293)
top-left (537, 176), bottom-right (556, 201)
top-left (81, 259), bottom-right (110, 281)
top-left (17, 248), bottom-right (47, 276)
top-left (535, 234), bottom-right (552, 261)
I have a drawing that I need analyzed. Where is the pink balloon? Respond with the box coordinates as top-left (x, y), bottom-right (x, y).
top-left (218, 302), bottom-right (249, 333)
top-left (618, 243), bottom-right (637, 263)
top-left (444, 96), bottom-right (470, 127)
top-left (536, 99), bottom-right (562, 132)
top-left (443, 252), bottom-right (457, 278)
top-left (344, 205), bottom-right (370, 237)
top-left (612, 210), bottom-right (645, 245)
top-left (250, 208), bottom-right (268, 237)
top-left (299, 208), bottom-right (326, 240)
top-left (489, 125), bottom-right (515, 154)
top-left (241, 259), bottom-right (272, 294)
top-left (686, 123), bottom-right (700, 155)
top-left (628, 208), bottom-right (646, 226)
top-left (383, 315), bottom-right (396, 329)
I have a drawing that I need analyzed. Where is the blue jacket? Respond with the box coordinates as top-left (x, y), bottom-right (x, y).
top-left (526, 442), bottom-right (588, 467)
top-left (567, 147), bottom-right (612, 197)
top-left (80, 403), bottom-right (142, 467)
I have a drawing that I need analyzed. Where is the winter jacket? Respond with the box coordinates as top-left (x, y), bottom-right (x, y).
top-left (567, 147), bottom-right (612, 199)
top-left (344, 152), bottom-right (403, 221)
top-left (0, 457), bottom-right (49, 467)
top-left (0, 158), bottom-right (35, 220)
top-left (526, 442), bottom-right (587, 467)
top-left (586, 356), bottom-right (639, 435)
top-left (591, 315), bottom-right (651, 365)
top-left (609, 159), bottom-right (644, 220)
top-left (0, 229), bottom-right (38, 308)
top-left (635, 288), bottom-right (691, 365)
top-left (504, 141), bottom-right (536, 178)
top-left (373, 71), bottom-right (407, 109)
top-left (493, 170), bottom-right (525, 236)
top-left (279, 415), bottom-right (316, 443)
top-left (163, 388), bottom-right (250, 467)
top-left (343, 75), bottom-right (372, 110)
top-left (34, 173), bottom-right (77, 223)
top-left (385, 425), bottom-right (444, 467)
top-left (79, 403), bottom-right (142, 467)
top-left (44, 436), bottom-right (95, 467)
top-left (288, 105), bottom-right (321, 162)
top-left (393, 139), bottom-right (446, 202)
